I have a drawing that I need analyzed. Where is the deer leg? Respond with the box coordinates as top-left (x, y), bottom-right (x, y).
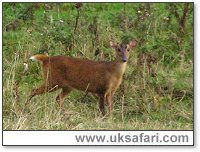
top-left (99, 94), bottom-right (106, 116)
top-left (105, 90), bottom-right (116, 114)
top-left (56, 87), bottom-right (72, 107)
top-left (107, 94), bottom-right (113, 114)
top-left (27, 84), bottom-right (58, 101)
top-left (22, 84), bottom-right (58, 113)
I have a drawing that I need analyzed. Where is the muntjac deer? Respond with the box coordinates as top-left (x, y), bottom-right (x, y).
top-left (28, 40), bottom-right (137, 115)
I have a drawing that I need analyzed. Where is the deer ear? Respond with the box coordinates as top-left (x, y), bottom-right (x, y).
top-left (110, 41), bottom-right (118, 49)
top-left (129, 40), bottom-right (137, 49)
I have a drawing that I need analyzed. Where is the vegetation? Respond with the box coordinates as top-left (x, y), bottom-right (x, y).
top-left (3, 3), bottom-right (193, 130)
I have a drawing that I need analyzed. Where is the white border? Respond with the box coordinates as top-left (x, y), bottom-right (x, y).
top-left (3, 131), bottom-right (193, 146)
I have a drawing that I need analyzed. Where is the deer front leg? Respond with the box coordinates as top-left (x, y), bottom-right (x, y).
top-left (105, 89), bottom-right (116, 114)
top-left (106, 93), bottom-right (113, 114)
top-left (99, 94), bottom-right (106, 116)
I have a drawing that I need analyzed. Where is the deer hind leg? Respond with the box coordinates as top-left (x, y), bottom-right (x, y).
top-left (56, 87), bottom-right (72, 107)
top-left (27, 84), bottom-right (59, 101)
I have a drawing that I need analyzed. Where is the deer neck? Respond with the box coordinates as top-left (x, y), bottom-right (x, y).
top-left (111, 60), bottom-right (127, 78)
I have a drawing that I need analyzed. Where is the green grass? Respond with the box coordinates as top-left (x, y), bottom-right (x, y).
top-left (3, 3), bottom-right (193, 130)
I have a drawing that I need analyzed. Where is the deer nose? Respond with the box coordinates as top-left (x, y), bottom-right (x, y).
top-left (122, 59), bottom-right (127, 62)
top-left (122, 50), bottom-right (127, 62)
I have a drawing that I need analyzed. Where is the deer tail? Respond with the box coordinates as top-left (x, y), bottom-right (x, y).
top-left (29, 54), bottom-right (49, 62)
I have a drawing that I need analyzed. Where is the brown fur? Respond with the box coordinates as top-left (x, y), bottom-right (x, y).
top-left (28, 40), bottom-right (137, 115)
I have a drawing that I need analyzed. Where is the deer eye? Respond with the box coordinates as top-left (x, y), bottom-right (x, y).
top-left (117, 48), bottom-right (121, 52)
top-left (127, 49), bottom-right (130, 52)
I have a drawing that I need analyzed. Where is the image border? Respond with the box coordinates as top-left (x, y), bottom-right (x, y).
top-left (2, 1), bottom-right (194, 146)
